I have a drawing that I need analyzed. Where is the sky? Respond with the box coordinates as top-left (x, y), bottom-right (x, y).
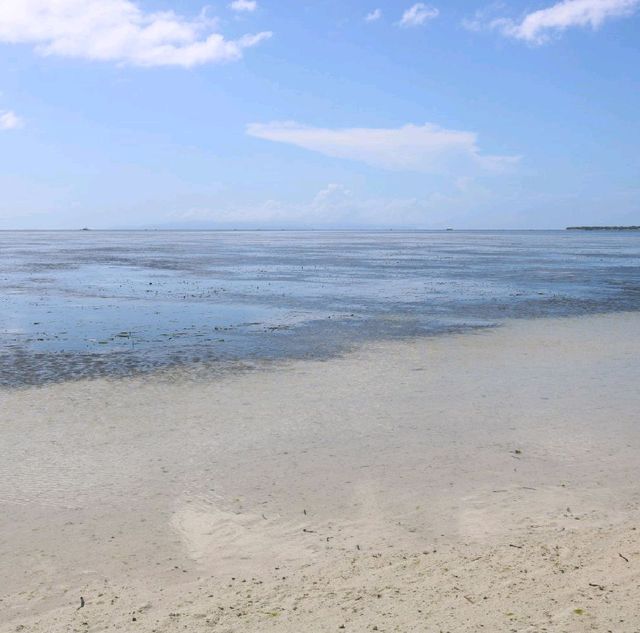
top-left (0, 0), bottom-right (639, 229)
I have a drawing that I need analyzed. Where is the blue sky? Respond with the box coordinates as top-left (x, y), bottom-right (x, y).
top-left (0, 0), bottom-right (638, 229)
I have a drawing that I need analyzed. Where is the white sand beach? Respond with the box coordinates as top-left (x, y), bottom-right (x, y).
top-left (1, 312), bottom-right (640, 632)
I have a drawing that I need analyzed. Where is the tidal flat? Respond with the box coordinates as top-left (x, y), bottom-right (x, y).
top-left (2, 229), bottom-right (640, 387)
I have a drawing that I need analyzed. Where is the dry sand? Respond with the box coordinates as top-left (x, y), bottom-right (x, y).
top-left (1, 313), bottom-right (640, 632)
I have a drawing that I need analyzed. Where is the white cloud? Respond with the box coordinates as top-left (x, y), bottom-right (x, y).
top-left (365, 8), bottom-right (383, 22)
top-left (0, 0), bottom-right (272, 68)
top-left (311, 183), bottom-right (351, 207)
top-left (398, 3), bottom-right (439, 27)
top-left (0, 110), bottom-right (23, 130)
top-left (246, 121), bottom-right (518, 174)
top-left (477, 0), bottom-right (640, 43)
top-left (462, 2), bottom-right (506, 32)
top-left (230, 0), bottom-right (258, 12)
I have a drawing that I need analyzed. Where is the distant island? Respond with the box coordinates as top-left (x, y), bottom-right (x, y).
top-left (566, 226), bottom-right (640, 231)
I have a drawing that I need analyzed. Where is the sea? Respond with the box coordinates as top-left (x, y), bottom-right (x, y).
top-left (1, 229), bottom-right (639, 387)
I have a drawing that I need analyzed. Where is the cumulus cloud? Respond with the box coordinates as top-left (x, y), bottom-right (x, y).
top-left (0, 0), bottom-right (272, 67)
top-left (0, 110), bottom-right (23, 130)
top-left (246, 121), bottom-right (518, 174)
top-left (471, 0), bottom-right (640, 43)
top-left (229, 0), bottom-right (258, 12)
top-left (398, 3), bottom-right (439, 27)
top-left (365, 8), bottom-right (383, 22)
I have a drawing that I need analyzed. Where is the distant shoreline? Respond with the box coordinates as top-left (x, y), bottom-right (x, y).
top-left (566, 225), bottom-right (640, 231)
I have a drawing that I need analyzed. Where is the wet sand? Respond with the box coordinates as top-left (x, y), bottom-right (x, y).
top-left (1, 312), bottom-right (640, 632)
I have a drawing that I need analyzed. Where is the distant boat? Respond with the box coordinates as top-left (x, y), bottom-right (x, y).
top-left (81, 227), bottom-right (90, 231)
top-left (445, 228), bottom-right (454, 231)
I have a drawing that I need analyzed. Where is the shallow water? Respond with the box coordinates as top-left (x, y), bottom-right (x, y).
top-left (1, 229), bottom-right (639, 386)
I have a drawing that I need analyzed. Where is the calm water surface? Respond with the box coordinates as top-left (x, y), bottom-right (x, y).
top-left (1, 230), bottom-right (639, 386)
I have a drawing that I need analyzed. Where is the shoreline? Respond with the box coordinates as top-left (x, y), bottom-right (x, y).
top-left (3, 306), bottom-right (635, 390)
top-left (1, 312), bottom-right (640, 631)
